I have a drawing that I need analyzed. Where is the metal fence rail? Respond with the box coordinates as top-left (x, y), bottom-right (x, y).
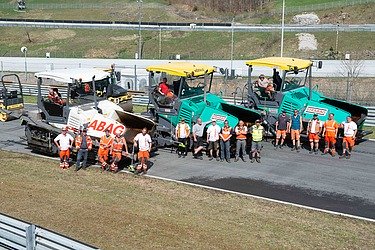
top-left (0, 213), bottom-right (99, 250)
top-left (1, 0), bottom-right (374, 12)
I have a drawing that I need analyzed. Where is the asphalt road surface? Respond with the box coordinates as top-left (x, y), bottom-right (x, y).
top-left (1, 107), bottom-right (375, 220)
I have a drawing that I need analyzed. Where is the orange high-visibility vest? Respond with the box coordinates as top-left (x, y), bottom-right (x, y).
top-left (99, 135), bottom-right (113, 150)
top-left (112, 137), bottom-right (124, 153)
top-left (324, 120), bottom-right (338, 137)
top-left (75, 135), bottom-right (92, 149)
top-left (221, 126), bottom-right (232, 140)
top-left (308, 119), bottom-right (321, 134)
top-left (235, 126), bottom-right (247, 140)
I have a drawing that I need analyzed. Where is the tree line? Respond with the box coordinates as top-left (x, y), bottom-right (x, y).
top-left (168, 0), bottom-right (272, 12)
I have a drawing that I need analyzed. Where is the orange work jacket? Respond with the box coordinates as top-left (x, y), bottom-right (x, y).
top-left (324, 120), bottom-right (338, 137)
top-left (99, 135), bottom-right (113, 150)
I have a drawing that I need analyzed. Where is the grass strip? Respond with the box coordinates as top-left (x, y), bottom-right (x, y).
top-left (0, 150), bottom-right (374, 249)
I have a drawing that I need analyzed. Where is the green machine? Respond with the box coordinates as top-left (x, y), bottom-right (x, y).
top-left (146, 62), bottom-right (261, 146)
top-left (243, 57), bottom-right (369, 137)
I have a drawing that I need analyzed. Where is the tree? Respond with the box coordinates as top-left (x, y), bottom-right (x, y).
top-left (339, 59), bottom-right (364, 102)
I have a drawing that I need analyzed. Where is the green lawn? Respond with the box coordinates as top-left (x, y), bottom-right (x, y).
top-left (0, 150), bottom-right (374, 249)
top-left (1, 25), bottom-right (373, 60)
top-left (363, 126), bottom-right (375, 139)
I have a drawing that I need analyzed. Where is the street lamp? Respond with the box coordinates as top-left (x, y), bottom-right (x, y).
top-left (21, 46), bottom-right (27, 80)
top-left (230, 18), bottom-right (235, 72)
top-left (137, 0), bottom-right (143, 59)
top-left (280, 0), bottom-right (285, 57)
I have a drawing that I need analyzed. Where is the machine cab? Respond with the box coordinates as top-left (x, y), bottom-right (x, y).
top-left (146, 62), bottom-right (215, 116)
top-left (34, 68), bottom-right (113, 123)
top-left (245, 57), bottom-right (315, 111)
top-left (0, 74), bottom-right (24, 121)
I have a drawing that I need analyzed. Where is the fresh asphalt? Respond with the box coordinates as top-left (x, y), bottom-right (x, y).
top-left (1, 105), bottom-right (375, 220)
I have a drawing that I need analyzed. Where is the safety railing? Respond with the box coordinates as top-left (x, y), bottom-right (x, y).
top-left (0, 213), bottom-right (99, 250)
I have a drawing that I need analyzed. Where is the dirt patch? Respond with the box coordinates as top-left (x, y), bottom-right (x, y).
top-left (292, 13), bottom-right (320, 25)
top-left (110, 35), bottom-right (137, 41)
top-left (296, 33), bottom-right (318, 51)
top-left (84, 48), bottom-right (117, 58)
top-left (45, 29), bottom-right (76, 40)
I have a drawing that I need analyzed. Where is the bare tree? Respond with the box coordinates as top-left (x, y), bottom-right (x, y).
top-left (339, 59), bottom-right (364, 102)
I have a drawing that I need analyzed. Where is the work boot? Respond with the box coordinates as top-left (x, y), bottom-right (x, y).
top-left (331, 150), bottom-right (336, 157)
top-left (339, 152), bottom-right (347, 159)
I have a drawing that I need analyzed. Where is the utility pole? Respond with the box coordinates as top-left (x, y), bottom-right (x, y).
top-left (280, 0), bottom-right (285, 57)
top-left (137, 0), bottom-right (143, 59)
top-left (230, 17), bottom-right (235, 72)
top-left (159, 26), bottom-right (162, 59)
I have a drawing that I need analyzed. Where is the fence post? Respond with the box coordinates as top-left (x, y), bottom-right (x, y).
top-left (25, 224), bottom-right (36, 250)
top-left (134, 65), bottom-right (137, 90)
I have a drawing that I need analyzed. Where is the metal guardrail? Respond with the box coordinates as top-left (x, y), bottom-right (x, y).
top-left (0, 213), bottom-right (99, 250)
top-left (1, 19), bottom-right (374, 32)
top-left (12, 84), bottom-right (375, 127)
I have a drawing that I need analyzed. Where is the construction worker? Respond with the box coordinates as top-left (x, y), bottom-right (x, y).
top-left (288, 109), bottom-right (303, 152)
top-left (219, 120), bottom-right (232, 162)
top-left (322, 113), bottom-right (339, 157)
top-left (192, 117), bottom-right (204, 160)
top-left (54, 127), bottom-right (74, 169)
top-left (340, 116), bottom-right (357, 159)
top-left (175, 118), bottom-right (190, 158)
top-left (98, 129), bottom-right (113, 171)
top-left (74, 128), bottom-right (93, 171)
top-left (275, 110), bottom-right (290, 149)
top-left (249, 119), bottom-right (264, 163)
top-left (110, 131), bottom-right (128, 172)
top-left (307, 114), bottom-right (322, 154)
top-left (133, 127), bottom-right (152, 174)
top-left (234, 120), bottom-right (248, 162)
top-left (206, 119), bottom-right (221, 161)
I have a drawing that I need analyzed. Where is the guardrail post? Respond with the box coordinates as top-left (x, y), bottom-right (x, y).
top-left (25, 224), bottom-right (36, 250)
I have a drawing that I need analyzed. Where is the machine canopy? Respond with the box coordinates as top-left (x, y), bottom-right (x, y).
top-left (146, 62), bottom-right (216, 77)
top-left (35, 68), bottom-right (110, 83)
top-left (245, 57), bottom-right (313, 71)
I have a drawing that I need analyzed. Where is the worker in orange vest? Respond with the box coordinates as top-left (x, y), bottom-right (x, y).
top-left (219, 120), bottom-right (232, 162)
top-left (98, 129), bottom-right (113, 171)
top-left (74, 128), bottom-right (93, 171)
top-left (322, 113), bottom-right (339, 157)
top-left (54, 127), bottom-right (74, 169)
top-left (307, 114), bottom-right (322, 154)
top-left (110, 131), bottom-right (128, 172)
